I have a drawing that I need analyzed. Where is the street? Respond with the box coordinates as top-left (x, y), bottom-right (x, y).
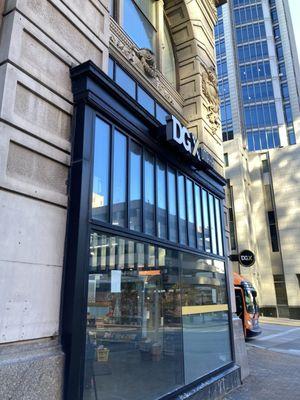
top-left (248, 321), bottom-right (300, 356)
top-left (224, 321), bottom-right (300, 400)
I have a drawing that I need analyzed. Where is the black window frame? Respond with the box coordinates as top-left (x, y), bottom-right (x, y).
top-left (61, 60), bottom-right (235, 400)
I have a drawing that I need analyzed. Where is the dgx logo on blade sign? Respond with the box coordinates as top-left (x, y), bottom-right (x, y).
top-left (238, 250), bottom-right (255, 267)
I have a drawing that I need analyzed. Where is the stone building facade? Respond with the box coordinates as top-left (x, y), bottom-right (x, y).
top-left (0, 1), bottom-right (242, 399)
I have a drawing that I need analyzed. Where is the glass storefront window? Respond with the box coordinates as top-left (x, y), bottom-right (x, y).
top-left (92, 118), bottom-right (111, 222)
top-left (156, 160), bottom-right (167, 239)
top-left (112, 131), bottom-right (127, 227)
top-left (181, 256), bottom-right (231, 383)
top-left (209, 194), bottom-right (218, 254)
top-left (137, 86), bottom-right (155, 116)
top-left (186, 179), bottom-right (196, 248)
top-left (115, 65), bottom-right (136, 97)
top-left (178, 174), bottom-right (187, 245)
top-left (202, 189), bottom-right (211, 253)
top-left (167, 168), bottom-right (178, 242)
top-left (129, 141), bottom-right (142, 231)
top-left (194, 185), bottom-right (204, 250)
top-left (144, 151), bottom-right (155, 235)
top-left (84, 232), bottom-right (232, 400)
top-left (91, 119), bottom-right (224, 255)
top-left (215, 198), bottom-right (224, 256)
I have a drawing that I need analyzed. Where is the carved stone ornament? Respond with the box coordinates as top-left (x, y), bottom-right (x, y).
top-left (134, 48), bottom-right (157, 78)
top-left (202, 65), bottom-right (220, 134)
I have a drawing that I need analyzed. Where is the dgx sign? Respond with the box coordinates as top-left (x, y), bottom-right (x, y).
top-left (238, 250), bottom-right (255, 267)
top-left (166, 115), bottom-right (214, 170)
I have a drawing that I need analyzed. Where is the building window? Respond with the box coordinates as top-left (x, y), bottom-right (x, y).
top-left (162, 21), bottom-right (177, 87)
top-left (273, 275), bottom-right (288, 305)
top-left (122, 0), bottom-right (156, 51)
top-left (224, 153), bottom-right (229, 167)
top-left (288, 129), bottom-right (296, 145)
top-left (229, 208), bottom-right (237, 251)
top-left (111, 1), bottom-right (177, 87)
top-left (267, 211), bottom-right (279, 252)
top-left (262, 159), bottom-right (269, 173)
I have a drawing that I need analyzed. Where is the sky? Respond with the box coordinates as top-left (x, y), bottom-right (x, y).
top-left (288, 0), bottom-right (300, 65)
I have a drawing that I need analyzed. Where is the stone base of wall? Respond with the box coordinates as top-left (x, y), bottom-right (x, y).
top-left (289, 307), bottom-right (300, 320)
top-left (260, 306), bottom-right (278, 318)
top-left (0, 337), bottom-right (64, 400)
top-left (232, 315), bottom-right (249, 382)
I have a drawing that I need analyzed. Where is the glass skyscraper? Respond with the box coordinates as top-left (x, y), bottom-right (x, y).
top-left (215, 0), bottom-right (300, 319)
top-left (215, 0), bottom-right (300, 151)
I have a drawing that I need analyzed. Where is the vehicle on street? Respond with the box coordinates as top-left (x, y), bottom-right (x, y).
top-left (234, 272), bottom-right (262, 338)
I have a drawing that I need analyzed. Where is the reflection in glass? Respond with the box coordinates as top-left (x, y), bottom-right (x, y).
top-left (181, 255), bottom-right (231, 384)
top-left (138, 87), bottom-right (155, 115)
top-left (157, 160), bottom-right (167, 239)
top-left (84, 232), bottom-right (232, 400)
top-left (194, 185), bottom-right (203, 250)
top-left (92, 118), bottom-right (110, 222)
top-left (178, 174), bottom-right (187, 245)
top-left (144, 151), bottom-right (155, 235)
top-left (215, 198), bottom-right (224, 256)
top-left (209, 194), bottom-right (217, 254)
top-left (112, 131), bottom-right (127, 227)
top-left (115, 65), bottom-right (136, 98)
top-left (162, 21), bottom-right (176, 87)
top-left (156, 104), bottom-right (169, 125)
top-left (123, 0), bottom-right (156, 51)
top-left (129, 141), bottom-right (142, 231)
top-left (84, 232), bottom-right (184, 400)
top-left (167, 168), bottom-right (178, 242)
top-left (108, 57), bottom-right (114, 79)
top-left (202, 189), bottom-right (211, 252)
top-left (186, 179), bottom-right (196, 248)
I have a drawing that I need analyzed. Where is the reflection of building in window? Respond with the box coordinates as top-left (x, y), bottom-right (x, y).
top-left (92, 193), bottom-right (104, 209)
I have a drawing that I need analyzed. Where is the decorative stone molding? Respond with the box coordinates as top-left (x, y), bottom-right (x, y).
top-left (208, 0), bottom-right (217, 18)
top-left (110, 18), bottom-right (179, 107)
top-left (201, 64), bottom-right (220, 134)
top-left (134, 48), bottom-right (156, 78)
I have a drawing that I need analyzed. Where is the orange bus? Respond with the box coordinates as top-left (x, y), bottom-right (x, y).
top-left (234, 272), bottom-right (261, 338)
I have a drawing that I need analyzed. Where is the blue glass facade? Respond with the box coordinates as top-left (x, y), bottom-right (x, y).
top-left (215, 0), bottom-right (297, 151)
top-left (215, 6), bottom-right (233, 142)
top-left (268, 0), bottom-right (296, 145)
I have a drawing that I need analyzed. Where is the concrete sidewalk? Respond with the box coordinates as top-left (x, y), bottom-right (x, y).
top-left (223, 346), bottom-right (300, 400)
top-left (259, 316), bottom-right (300, 326)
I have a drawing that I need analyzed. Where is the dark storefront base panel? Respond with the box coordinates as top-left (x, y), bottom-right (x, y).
top-left (178, 365), bottom-right (240, 400)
